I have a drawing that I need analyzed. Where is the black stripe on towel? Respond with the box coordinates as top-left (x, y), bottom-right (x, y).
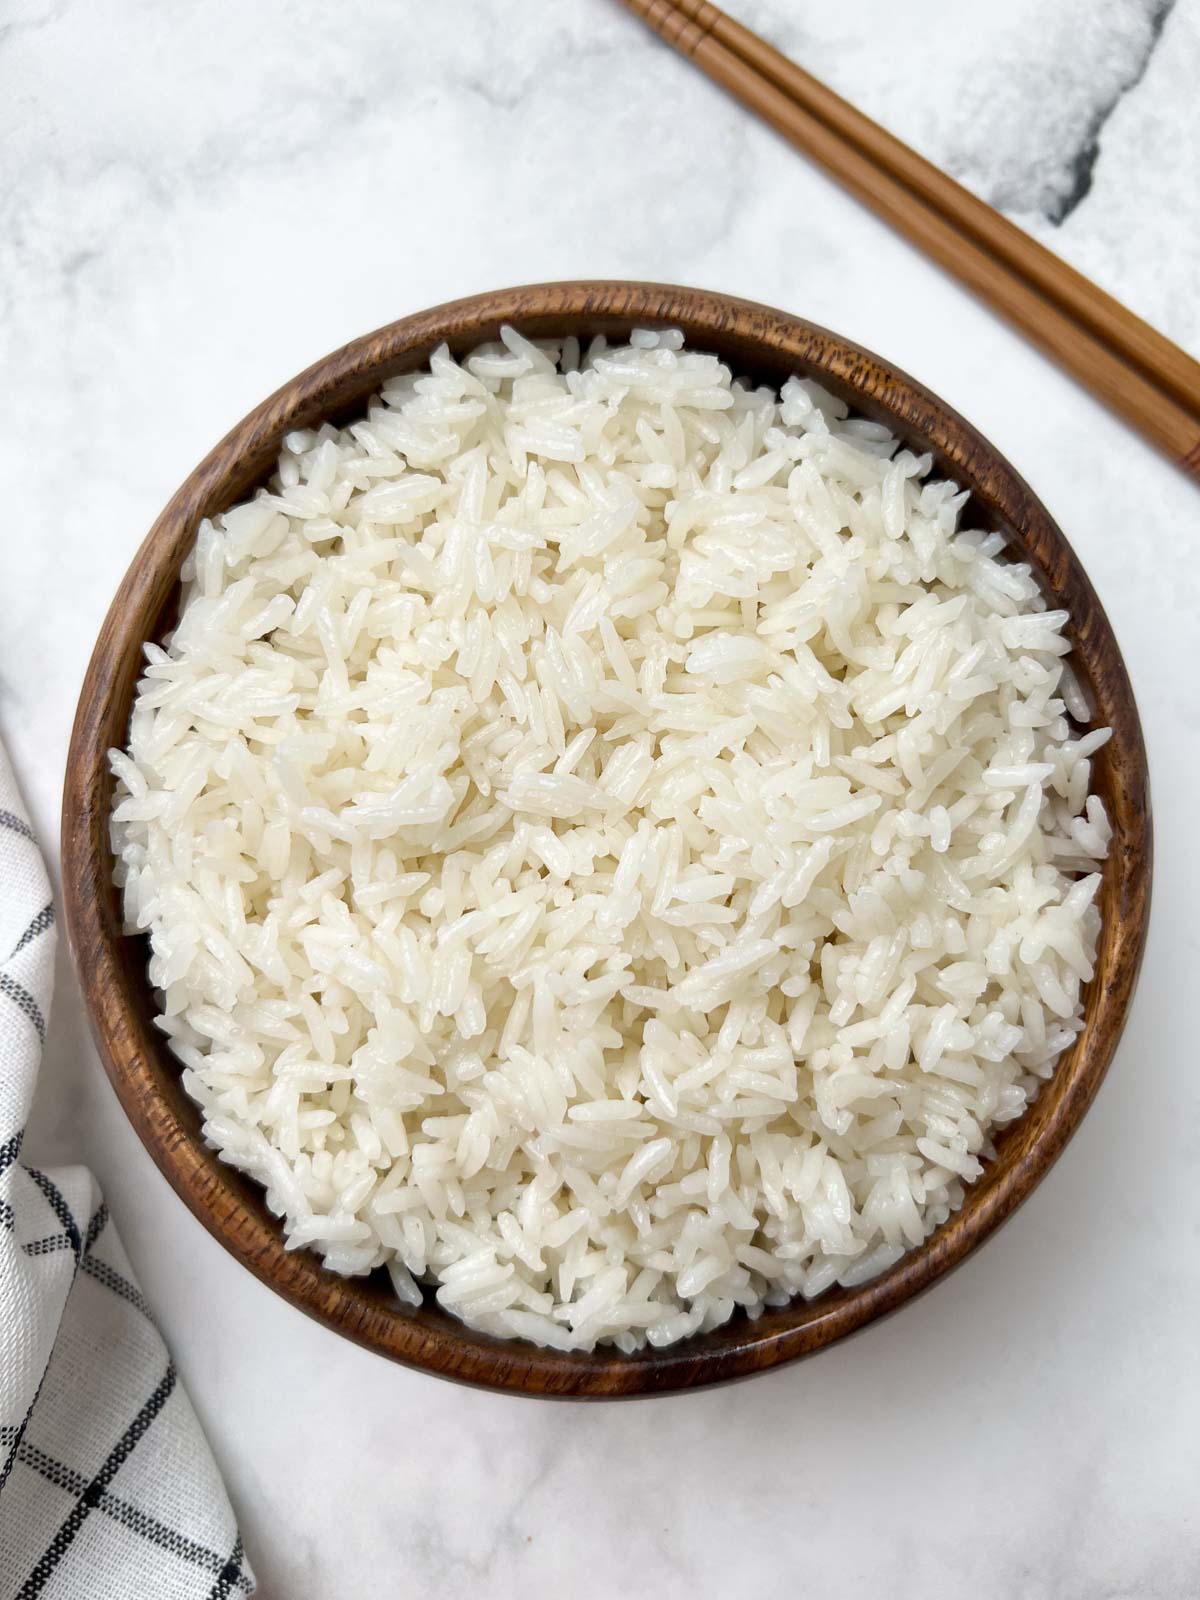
top-left (25, 1168), bottom-right (81, 1259)
top-left (12, 1197), bottom-right (105, 1261)
top-left (20, 1202), bottom-right (108, 1260)
top-left (0, 808), bottom-right (35, 841)
top-left (207, 1535), bottom-right (249, 1599)
top-left (0, 1132), bottom-right (22, 1231)
top-left (11, 902), bottom-right (55, 958)
top-left (15, 1362), bottom-right (178, 1600)
top-left (0, 1128), bottom-right (23, 1177)
top-left (0, 972), bottom-right (46, 1044)
top-left (20, 1233), bottom-right (76, 1258)
top-left (81, 1253), bottom-right (156, 1323)
top-left (0, 1362), bottom-right (50, 1495)
top-left (83, 1201), bottom-right (110, 1255)
top-left (16, 1442), bottom-right (252, 1589)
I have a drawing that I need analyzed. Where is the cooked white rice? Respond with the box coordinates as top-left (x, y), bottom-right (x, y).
top-left (110, 326), bottom-right (1110, 1353)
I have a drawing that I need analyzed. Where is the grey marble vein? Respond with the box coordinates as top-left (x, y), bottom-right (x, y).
top-left (1046, 0), bottom-right (1177, 223)
top-left (736, 0), bottom-right (1184, 225)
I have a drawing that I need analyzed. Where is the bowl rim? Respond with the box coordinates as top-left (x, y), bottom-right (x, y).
top-left (61, 280), bottom-right (1152, 1397)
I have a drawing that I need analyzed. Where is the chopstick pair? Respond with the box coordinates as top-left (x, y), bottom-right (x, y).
top-left (620, 0), bottom-right (1200, 482)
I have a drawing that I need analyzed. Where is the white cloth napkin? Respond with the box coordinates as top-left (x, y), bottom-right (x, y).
top-left (0, 742), bottom-right (255, 1599)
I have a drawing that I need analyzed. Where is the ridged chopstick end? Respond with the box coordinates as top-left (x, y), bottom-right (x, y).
top-left (621, 0), bottom-right (711, 58)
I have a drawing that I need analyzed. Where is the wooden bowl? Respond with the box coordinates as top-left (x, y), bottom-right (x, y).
top-left (61, 282), bottom-right (1151, 1397)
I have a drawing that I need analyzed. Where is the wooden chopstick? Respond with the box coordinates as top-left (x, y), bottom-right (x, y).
top-left (621, 0), bottom-right (1200, 481)
top-left (635, 0), bottom-right (1200, 420)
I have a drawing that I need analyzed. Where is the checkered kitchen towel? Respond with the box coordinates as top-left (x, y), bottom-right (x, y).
top-left (0, 741), bottom-right (255, 1598)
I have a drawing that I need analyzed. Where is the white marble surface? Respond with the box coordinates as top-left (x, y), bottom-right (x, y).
top-left (3, 1), bottom-right (1199, 1594)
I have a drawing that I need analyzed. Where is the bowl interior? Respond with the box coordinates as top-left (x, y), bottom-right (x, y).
top-left (62, 282), bottom-right (1150, 1396)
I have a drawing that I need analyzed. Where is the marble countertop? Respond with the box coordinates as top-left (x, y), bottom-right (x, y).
top-left (3, 1), bottom-right (1199, 1594)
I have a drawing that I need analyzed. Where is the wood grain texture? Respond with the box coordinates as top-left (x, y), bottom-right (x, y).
top-left (622, 0), bottom-right (1200, 478)
top-left (60, 282), bottom-right (1152, 1398)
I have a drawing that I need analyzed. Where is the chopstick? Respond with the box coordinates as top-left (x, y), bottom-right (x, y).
top-left (620, 0), bottom-right (1200, 481)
